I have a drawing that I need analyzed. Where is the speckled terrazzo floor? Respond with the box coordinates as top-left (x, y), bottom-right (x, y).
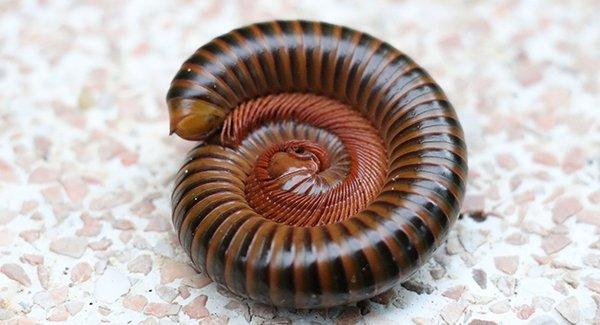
top-left (1, 0), bottom-right (599, 324)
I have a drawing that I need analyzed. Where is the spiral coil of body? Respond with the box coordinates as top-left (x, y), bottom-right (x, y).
top-left (168, 20), bottom-right (467, 308)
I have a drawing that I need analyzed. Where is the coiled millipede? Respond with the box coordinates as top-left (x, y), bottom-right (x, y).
top-left (168, 20), bottom-right (467, 308)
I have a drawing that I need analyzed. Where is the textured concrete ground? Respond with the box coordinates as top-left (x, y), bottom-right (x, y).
top-left (0, 0), bottom-right (599, 324)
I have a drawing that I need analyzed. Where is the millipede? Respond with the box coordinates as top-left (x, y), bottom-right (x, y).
top-left (167, 20), bottom-right (467, 308)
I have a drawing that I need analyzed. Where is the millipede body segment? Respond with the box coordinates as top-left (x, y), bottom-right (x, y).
top-left (168, 20), bottom-right (467, 308)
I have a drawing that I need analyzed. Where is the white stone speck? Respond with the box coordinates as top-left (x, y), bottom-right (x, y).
top-left (94, 267), bottom-right (131, 303)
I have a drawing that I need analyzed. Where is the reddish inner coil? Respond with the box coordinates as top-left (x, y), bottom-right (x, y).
top-left (220, 93), bottom-right (388, 227)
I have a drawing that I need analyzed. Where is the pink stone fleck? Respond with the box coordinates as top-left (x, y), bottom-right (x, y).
top-left (37, 265), bottom-right (51, 289)
top-left (41, 185), bottom-right (64, 204)
top-left (552, 197), bottom-right (583, 224)
top-left (0, 159), bottom-right (17, 182)
top-left (179, 285), bottom-right (191, 299)
top-left (442, 285), bottom-right (467, 301)
top-left (561, 147), bottom-right (586, 173)
top-left (577, 210), bottom-right (600, 227)
top-left (143, 302), bottom-right (181, 318)
top-left (114, 219), bottom-right (135, 230)
top-left (541, 234), bottom-right (572, 255)
top-left (494, 255), bottom-right (519, 275)
top-left (514, 304), bottom-right (534, 320)
top-left (28, 166), bottom-right (60, 183)
top-left (20, 254), bottom-right (44, 266)
top-left (61, 177), bottom-right (88, 204)
top-left (183, 295), bottom-right (209, 319)
top-left (1, 263), bottom-right (32, 286)
top-left (88, 238), bottom-right (113, 251)
top-left (532, 151), bottom-right (558, 166)
top-left (47, 305), bottom-right (70, 322)
top-left (440, 302), bottom-right (467, 324)
top-left (71, 262), bottom-right (93, 283)
top-left (159, 260), bottom-right (197, 284)
top-left (123, 294), bottom-right (148, 312)
top-left (76, 214), bottom-right (102, 237)
top-left (496, 153), bottom-right (518, 170)
top-left (20, 200), bottom-right (38, 214)
top-left (50, 237), bottom-right (88, 258)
